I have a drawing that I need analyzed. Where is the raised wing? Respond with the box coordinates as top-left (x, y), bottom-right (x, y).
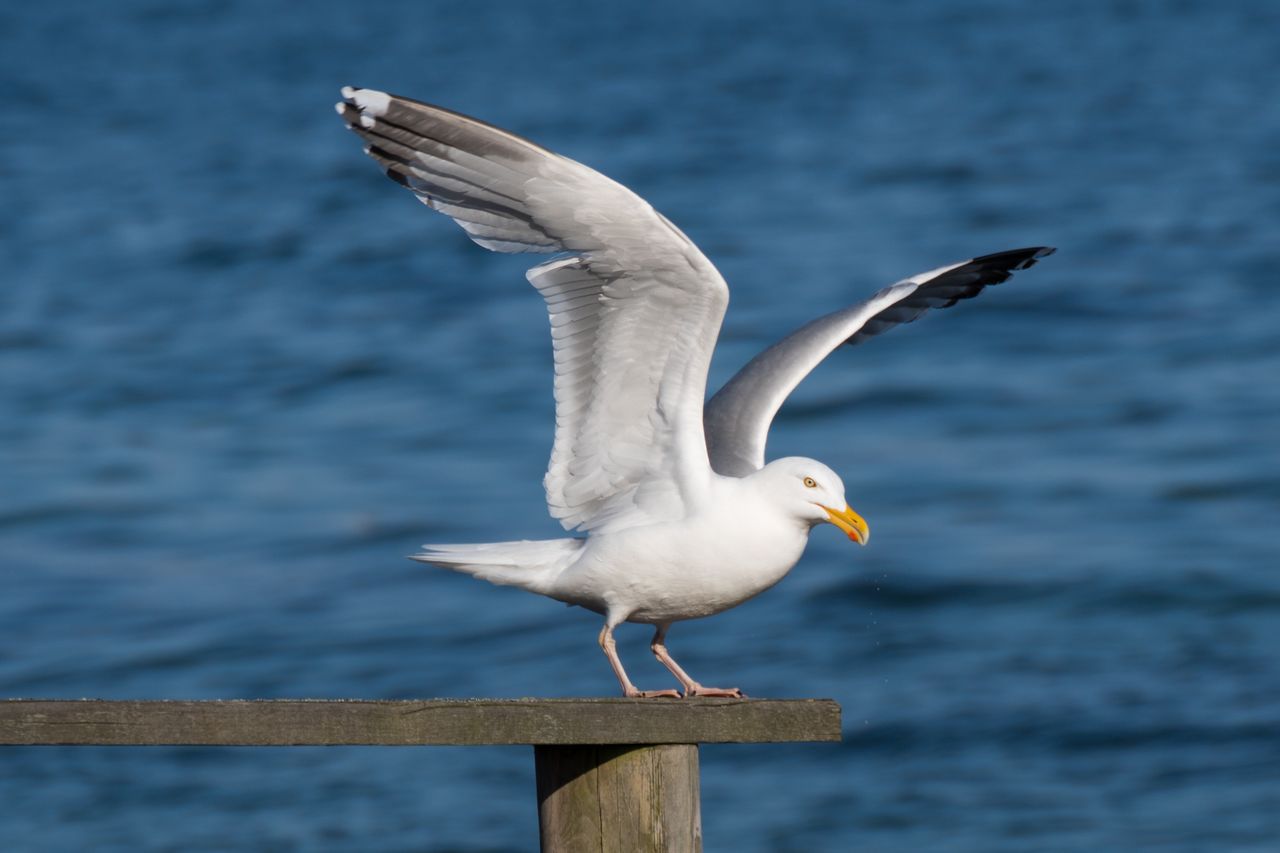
top-left (337, 88), bottom-right (729, 531)
top-left (704, 247), bottom-right (1055, 476)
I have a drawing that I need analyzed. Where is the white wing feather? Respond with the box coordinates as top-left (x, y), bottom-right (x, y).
top-left (337, 88), bottom-right (728, 531)
top-left (704, 248), bottom-right (1055, 476)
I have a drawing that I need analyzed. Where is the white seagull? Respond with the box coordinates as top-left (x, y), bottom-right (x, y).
top-left (336, 87), bottom-right (1054, 698)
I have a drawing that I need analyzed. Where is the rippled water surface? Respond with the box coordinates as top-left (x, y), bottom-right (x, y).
top-left (4, 1), bottom-right (1279, 850)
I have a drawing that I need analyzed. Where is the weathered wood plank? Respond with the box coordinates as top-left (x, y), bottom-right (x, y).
top-left (0, 699), bottom-right (841, 746)
top-left (537, 745), bottom-right (608, 849)
top-left (535, 744), bottom-right (701, 853)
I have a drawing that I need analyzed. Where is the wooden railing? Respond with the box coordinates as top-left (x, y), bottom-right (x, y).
top-left (1, 698), bottom-right (841, 852)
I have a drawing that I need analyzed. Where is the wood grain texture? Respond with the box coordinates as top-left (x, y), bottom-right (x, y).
top-left (536, 744), bottom-right (701, 853)
top-left (0, 699), bottom-right (841, 746)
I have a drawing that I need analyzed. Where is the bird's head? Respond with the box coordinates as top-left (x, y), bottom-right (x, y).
top-left (757, 457), bottom-right (869, 545)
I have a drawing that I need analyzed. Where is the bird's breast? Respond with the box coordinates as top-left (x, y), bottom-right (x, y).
top-left (566, 508), bottom-right (811, 624)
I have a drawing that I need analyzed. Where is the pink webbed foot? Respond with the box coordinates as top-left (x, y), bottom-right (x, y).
top-left (624, 688), bottom-right (682, 699)
top-left (683, 684), bottom-right (746, 698)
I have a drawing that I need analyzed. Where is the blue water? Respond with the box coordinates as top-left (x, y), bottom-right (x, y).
top-left (3, 0), bottom-right (1279, 849)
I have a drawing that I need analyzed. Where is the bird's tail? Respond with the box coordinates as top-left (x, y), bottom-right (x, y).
top-left (411, 537), bottom-right (584, 595)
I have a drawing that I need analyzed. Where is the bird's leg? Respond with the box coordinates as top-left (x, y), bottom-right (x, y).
top-left (650, 625), bottom-right (744, 698)
top-left (599, 622), bottom-right (680, 699)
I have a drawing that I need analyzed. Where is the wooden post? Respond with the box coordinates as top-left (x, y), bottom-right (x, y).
top-left (1, 699), bottom-right (839, 851)
top-left (536, 744), bottom-right (701, 853)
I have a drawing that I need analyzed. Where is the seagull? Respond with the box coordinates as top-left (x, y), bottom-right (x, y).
top-left (336, 87), bottom-right (1054, 698)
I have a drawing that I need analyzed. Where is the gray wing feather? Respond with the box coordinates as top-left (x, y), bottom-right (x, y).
top-left (704, 247), bottom-right (1055, 476)
top-left (337, 88), bottom-right (729, 531)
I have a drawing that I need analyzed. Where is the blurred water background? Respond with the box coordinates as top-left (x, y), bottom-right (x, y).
top-left (3, 0), bottom-right (1279, 850)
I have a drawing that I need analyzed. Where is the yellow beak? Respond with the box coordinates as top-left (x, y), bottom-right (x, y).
top-left (821, 504), bottom-right (869, 545)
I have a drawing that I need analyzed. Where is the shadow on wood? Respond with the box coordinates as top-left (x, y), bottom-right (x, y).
top-left (536, 744), bottom-right (702, 853)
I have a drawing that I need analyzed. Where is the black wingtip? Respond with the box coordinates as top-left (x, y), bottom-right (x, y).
top-left (937, 246), bottom-right (1056, 301)
top-left (970, 246), bottom-right (1057, 272)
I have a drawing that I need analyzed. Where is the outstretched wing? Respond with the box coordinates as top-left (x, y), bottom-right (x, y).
top-left (337, 88), bottom-right (728, 531)
top-left (704, 247), bottom-right (1055, 476)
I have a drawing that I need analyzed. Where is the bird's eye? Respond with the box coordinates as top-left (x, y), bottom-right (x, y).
top-left (803, 477), bottom-right (818, 488)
